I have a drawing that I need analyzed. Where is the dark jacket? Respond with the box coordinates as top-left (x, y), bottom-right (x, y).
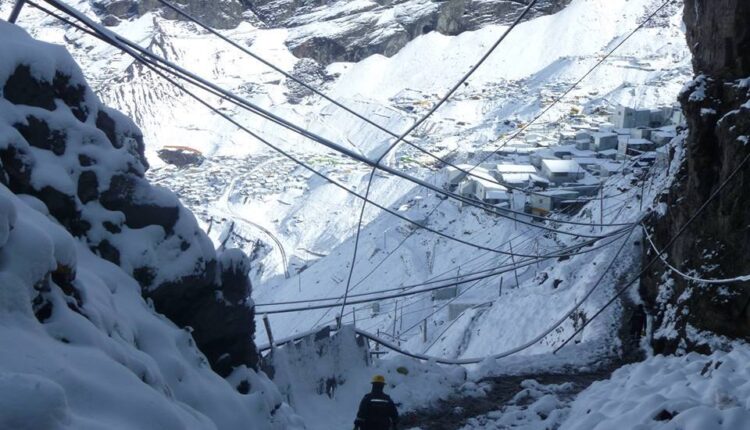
top-left (354, 385), bottom-right (398, 430)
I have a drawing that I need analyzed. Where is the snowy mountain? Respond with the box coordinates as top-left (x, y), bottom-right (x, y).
top-left (3, 0), bottom-right (749, 429)
top-left (3, 0), bottom-right (693, 365)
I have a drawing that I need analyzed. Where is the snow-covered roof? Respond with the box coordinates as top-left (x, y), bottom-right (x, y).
top-left (625, 138), bottom-right (654, 146)
top-left (542, 159), bottom-right (583, 173)
top-left (500, 173), bottom-right (550, 184)
top-left (573, 157), bottom-right (603, 166)
top-left (495, 164), bottom-right (537, 174)
top-left (591, 131), bottom-right (618, 139)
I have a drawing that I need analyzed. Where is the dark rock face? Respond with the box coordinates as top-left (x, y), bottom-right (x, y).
top-left (151, 250), bottom-right (256, 377)
top-left (284, 58), bottom-right (336, 103)
top-left (640, 0), bottom-right (750, 354)
top-left (281, 0), bottom-right (572, 66)
top-left (91, 0), bottom-right (247, 29)
top-left (157, 146), bottom-right (206, 167)
top-left (87, 0), bottom-right (570, 66)
top-left (1, 51), bottom-right (258, 374)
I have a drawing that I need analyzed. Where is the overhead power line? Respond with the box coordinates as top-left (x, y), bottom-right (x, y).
top-left (302, 0), bottom-right (674, 326)
top-left (257, 227), bottom-right (634, 314)
top-left (23, 0), bottom-right (609, 258)
top-left (341, 0), bottom-right (542, 319)
top-left (643, 225), bottom-right (750, 284)
top-left (39, 1), bottom-right (632, 231)
top-left (555, 151), bottom-right (750, 353)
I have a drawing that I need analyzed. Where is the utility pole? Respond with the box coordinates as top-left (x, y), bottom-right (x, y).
top-left (639, 175), bottom-right (646, 211)
top-left (8, 0), bottom-right (26, 23)
top-left (509, 241), bottom-right (520, 288)
top-left (392, 302), bottom-right (398, 343)
top-left (599, 184), bottom-right (604, 231)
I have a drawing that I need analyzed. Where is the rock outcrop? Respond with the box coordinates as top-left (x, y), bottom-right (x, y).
top-left (640, 0), bottom-right (750, 354)
top-left (91, 0), bottom-right (247, 29)
top-left (0, 22), bottom-right (258, 375)
top-left (88, 0), bottom-right (570, 65)
top-left (281, 0), bottom-right (572, 65)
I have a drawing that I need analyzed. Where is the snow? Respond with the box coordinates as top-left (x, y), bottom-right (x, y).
top-left (561, 345), bottom-right (750, 430)
top-left (0, 183), bottom-right (301, 429)
top-left (449, 344), bottom-right (750, 430)
top-left (0, 0), bottom-right (714, 428)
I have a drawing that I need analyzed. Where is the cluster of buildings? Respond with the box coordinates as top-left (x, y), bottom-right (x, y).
top-left (442, 104), bottom-right (681, 216)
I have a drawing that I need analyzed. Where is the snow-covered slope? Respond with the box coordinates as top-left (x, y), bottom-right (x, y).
top-left (0, 19), bottom-right (302, 430)
top-left (3, 0), bottom-right (692, 361)
top-left (1, 0), bottom-right (693, 353)
top-left (0, 184), bottom-right (299, 430)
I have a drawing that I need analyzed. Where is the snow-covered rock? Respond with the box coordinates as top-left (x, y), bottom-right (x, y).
top-left (0, 182), bottom-right (302, 429)
top-left (0, 19), bottom-right (259, 383)
top-left (561, 346), bottom-right (750, 430)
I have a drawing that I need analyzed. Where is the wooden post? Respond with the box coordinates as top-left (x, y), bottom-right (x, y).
top-left (639, 175), bottom-right (646, 211)
top-left (392, 302), bottom-right (398, 342)
top-left (599, 184), bottom-right (604, 231)
top-left (499, 277), bottom-right (503, 297)
top-left (422, 319), bottom-right (427, 343)
top-left (509, 241), bottom-right (520, 288)
top-left (8, 0), bottom-right (26, 23)
top-left (262, 314), bottom-right (274, 349)
top-left (335, 313), bottom-right (342, 329)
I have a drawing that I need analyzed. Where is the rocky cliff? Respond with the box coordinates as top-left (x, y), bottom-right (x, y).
top-left (641, 0), bottom-right (750, 354)
top-left (0, 19), bottom-right (258, 378)
top-left (90, 0), bottom-right (571, 65)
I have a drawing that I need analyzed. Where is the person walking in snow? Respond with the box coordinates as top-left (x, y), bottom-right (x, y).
top-left (353, 375), bottom-right (399, 430)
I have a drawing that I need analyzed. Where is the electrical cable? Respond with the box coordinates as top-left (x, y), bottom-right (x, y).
top-left (38, 0), bottom-right (635, 231)
top-left (643, 224), bottom-right (750, 284)
top-left (258, 227), bottom-right (634, 314)
top-left (28, 0), bottom-right (599, 258)
top-left (555, 151), bottom-right (750, 353)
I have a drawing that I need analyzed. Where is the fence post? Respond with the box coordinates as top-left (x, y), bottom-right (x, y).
top-left (335, 313), bottom-right (342, 329)
top-left (422, 319), bottom-right (427, 343)
top-left (262, 314), bottom-right (274, 350)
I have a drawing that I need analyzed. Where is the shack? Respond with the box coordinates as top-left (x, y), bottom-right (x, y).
top-left (590, 132), bottom-right (619, 151)
top-left (527, 189), bottom-right (581, 216)
top-left (618, 138), bottom-right (656, 156)
top-left (610, 106), bottom-right (651, 128)
top-left (541, 159), bottom-right (585, 184)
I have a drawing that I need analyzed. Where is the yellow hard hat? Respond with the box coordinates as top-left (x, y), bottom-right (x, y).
top-left (371, 375), bottom-right (386, 384)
